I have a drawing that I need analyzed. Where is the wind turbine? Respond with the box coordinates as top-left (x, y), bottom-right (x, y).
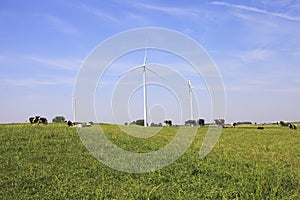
top-left (120, 48), bottom-right (160, 127)
top-left (73, 97), bottom-right (77, 122)
top-left (142, 49), bottom-right (147, 127)
top-left (188, 80), bottom-right (194, 120)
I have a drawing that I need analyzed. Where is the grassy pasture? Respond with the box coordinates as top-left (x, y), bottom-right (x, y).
top-left (0, 123), bottom-right (299, 199)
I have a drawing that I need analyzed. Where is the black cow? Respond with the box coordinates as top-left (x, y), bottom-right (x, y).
top-left (198, 119), bottom-right (205, 126)
top-left (257, 126), bottom-right (264, 130)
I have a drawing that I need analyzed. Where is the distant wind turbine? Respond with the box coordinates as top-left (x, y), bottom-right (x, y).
top-left (73, 97), bottom-right (77, 122)
top-left (188, 80), bottom-right (194, 120)
top-left (120, 48), bottom-right (161, 127)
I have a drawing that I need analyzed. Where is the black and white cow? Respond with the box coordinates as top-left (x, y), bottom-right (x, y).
top-left (288, 123), bottom-right (297, 130)
top-left (164, 120), bottom-right (172, 126)
top-left (67, 120), bottom-right (85, 128)
top-left (39, 117), bottom-right (48, 124)
top-left (67, 120), bottom-right (74, 127)
top-left (29, 116), bottom-right (39, 124)
top-left (231, 122), bottom-right (237, 128)
top-left (29, 116), bottom-right (48, 125)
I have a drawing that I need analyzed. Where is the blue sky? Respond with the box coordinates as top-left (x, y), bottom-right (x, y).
top-left (0, 0), bottom-right (300, 124)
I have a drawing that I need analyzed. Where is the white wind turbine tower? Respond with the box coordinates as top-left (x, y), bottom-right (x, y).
top-left (188, 80), bottom-right (194, 120)
top-left (120, 48), bottom-right (159, 127)
top-left (142, 49), bottom-right (147, 127)
top-left (73, 97), bottom-right (77, 122)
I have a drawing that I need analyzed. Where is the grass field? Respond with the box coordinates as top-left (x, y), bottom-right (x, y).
top-left (1, 123), bottom-right (299, 199)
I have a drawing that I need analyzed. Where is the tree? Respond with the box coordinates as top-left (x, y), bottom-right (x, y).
top-left (130, 121), bottom-right (136, 125)
top-left (52, 116), bottom-right (65, 123)
top-left (135, 119), bottom-right (144, 126)
top-left (279, 121), bottom-right (288, 126)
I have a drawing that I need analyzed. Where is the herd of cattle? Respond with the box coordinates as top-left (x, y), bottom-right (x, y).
top-left (28, 116), bottom-right (297, 130)
top-left (230, 122), bottom-right (297, 130)
top-left (28, 116), bottom-right (91, 127)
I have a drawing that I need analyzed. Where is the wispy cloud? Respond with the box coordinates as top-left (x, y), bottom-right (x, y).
top-left (77, 3), bottom-right (120, 23)
top-left (37, 13), bottom-right (79, 35)
top-left (27, 55), bottom-right (81, 71)
top-left (224, 85), bottom-right (253, 92)
top-left (238, 49), bottom-right (276, 62)
top-left (1, 77), bottom-right (74, 87)
top-left (211, 1), bottom-right (300, 22)
top-left (248, 80), bottom-right (273, 86)
top-left (135, 3), bottom-right (199, 18)
top-left (224, 83), bottom-right (300, 94)
top-left (264, 87), bottom-right (300, 93)
top-left (123, 12), bottom-right (150, 25)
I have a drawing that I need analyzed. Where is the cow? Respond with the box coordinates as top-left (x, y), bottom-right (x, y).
top-left (29, 116), bottom-right (40, 124)
top-left (198, 119), bottom-right (205, 126)
top-left (257, 126), bottom-right (264, 130)
top-left (67, 120), bottom-right (86, 128)
top-left (288, 123), bottom-right (297, 130)
top-left (29, 117), bottom-right (34, 123)
top-left (39, 117), bottom-right (48, 125)
top-left (164, 120), bottom-right (172, 126)
top-left (29, 116), bottom-right (47, 125)
top-left (231, 122), bottom-right (237, 128)
top-left (67, 120), bottom-right (74, 127)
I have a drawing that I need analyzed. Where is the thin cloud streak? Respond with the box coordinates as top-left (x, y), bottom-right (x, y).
top-left (77, 3), bottom-right (120, 23)
top-left (237, 49), bottom-right (276, 62)
top-left (27, 56), bottom-right (81, 71)
top-left (135, 3), bottom-right (199, 18)
top-left (1, 77), bottom-right (74, 87)
top-left (264, 87), bottom-right (300, 93)
top-left (36, 13), bottom-right (80, 35)
top-left (211, 1), bottom-right (300, 22)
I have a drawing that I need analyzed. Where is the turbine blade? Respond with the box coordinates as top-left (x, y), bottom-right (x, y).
top-left (143, 48), bottom-right (147, 66)
top-left (145, 66), bottom-right (166, 80)
top-left (119, 66), bottom-right (144, 77)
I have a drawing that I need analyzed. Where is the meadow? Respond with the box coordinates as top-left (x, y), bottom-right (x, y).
top-left (1, 123), bottom-right (299, 199)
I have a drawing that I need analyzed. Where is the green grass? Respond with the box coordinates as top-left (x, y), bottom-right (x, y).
top-left (0, 123), bottom-right (299, 199)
